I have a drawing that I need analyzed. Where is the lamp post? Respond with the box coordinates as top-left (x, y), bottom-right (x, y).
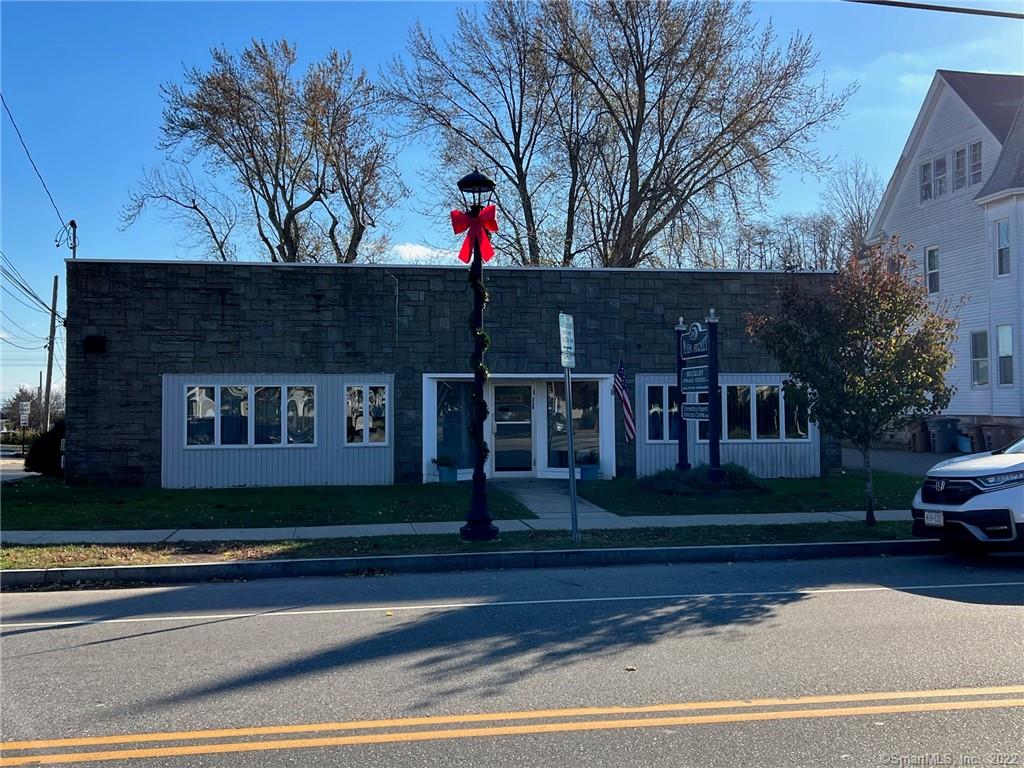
top-left (453, 170), bottom-right (499, 542)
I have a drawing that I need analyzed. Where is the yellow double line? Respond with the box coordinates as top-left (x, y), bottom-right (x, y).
top-left (3, 685), bottom-right (1022, 765)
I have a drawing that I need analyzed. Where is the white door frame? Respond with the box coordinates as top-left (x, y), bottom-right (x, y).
top-left (421, 373), bottom-right (616, 483)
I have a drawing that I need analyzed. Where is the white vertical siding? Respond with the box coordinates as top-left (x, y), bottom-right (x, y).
top-left (162, 373), bottom-right (394, 488)
top-left (634, 373), bottom-right (820, 479)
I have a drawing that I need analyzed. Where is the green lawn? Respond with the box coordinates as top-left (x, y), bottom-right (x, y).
top-left (0, 521), bottom-right (913, 571)
top-left (578, 469), bottom-right (920, 516)
top-left (1, 478), bottom-right (534, 530)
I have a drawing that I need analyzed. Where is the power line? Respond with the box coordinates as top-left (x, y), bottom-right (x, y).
top-left (1, 284), bottom-right (48, 315)
top-left (1, 311), bottom-right (45, 340)
top-left (1, 337), bottom-right (45, 351)
top-left (0, 92), bottom-right (67, 227)
top-left (0, 267), bottom-right (53, 315)
top-left (842, 0), bottom-right (1024, 19)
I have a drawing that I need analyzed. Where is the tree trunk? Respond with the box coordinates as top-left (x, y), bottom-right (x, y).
top-left (862, 447), bottom-right (876, 527)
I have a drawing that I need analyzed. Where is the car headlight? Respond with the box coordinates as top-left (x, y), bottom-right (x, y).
top-left (977, 470), bottom-right (1024, 490)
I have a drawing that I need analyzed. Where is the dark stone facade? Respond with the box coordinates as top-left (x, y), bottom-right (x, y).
top-left (65, 260), bottom-right (830, 486)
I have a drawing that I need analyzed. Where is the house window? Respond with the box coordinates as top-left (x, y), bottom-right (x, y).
top-left (437, 380), bottom-right (474, 469)
top-left (547, 381), bottom-right (600, 467)
top-left (953, 147), bottom-right (966, 191)
top-left (346, 384), bottom-right (389, 445)
top-left (785, 392), bottom-right (809, 440)
top-left (971, 331), bottom-right (989, 387)
top-left (926, 247), bottom-right (939, 293)
top-left (933, 155), bottom-right (947, 196)
top-left (645, 385), bottom-right (683, 442)
top-left (286, 386), bottom-right (315, 444)
top-left (755, 385), bottom-right (780, 439)
top-left (997, 325), bottom-right (1014, 386)
top-left (969, 141), bottom-right (982, 185)
top-left (996, 219), bottom-right (1010, 276)
top-left (254, 386), bottom-right (282, 445)
top-left (726, 385), bottom-right (752, 440)
top-left (220, 386), bottom-right (249, 445)
top-left (186, 386), bottom-right (215, 445)
top-left (919, 161), bottom-right (932, 202)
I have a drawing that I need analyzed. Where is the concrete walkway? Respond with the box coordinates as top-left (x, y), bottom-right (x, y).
top-left (841, 448), bottom-right (962, 478)
top-left (0, 508), bottom-right (912, 545)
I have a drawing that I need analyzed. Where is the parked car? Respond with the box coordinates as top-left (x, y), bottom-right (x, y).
top-left (911, 434), bottom-right (1024, 552)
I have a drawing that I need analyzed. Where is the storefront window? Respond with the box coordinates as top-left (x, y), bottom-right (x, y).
top-left (186, 386), bottom-right (215, 445)
top-left (436, 381), bottom-right (474, 469)
top-left (254, 386), bottom-right (282, 444)
top-left (647, 386), bottom-right (664, 441)
top-left (785, 393), bottom-right (809, 440)
top-left (547, 381), bottom-right (600, 468)
top-left (755, 385), bottom-right (780, 439)
top-left (287, 386), bottom-right (315, 444)
top-left (220, 386), bottom-right (248, 445)
top-left (727, 385), bottom-right (751, 440)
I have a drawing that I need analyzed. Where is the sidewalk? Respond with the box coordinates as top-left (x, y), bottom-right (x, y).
top-left (0, 508), bottom-right (911, 545)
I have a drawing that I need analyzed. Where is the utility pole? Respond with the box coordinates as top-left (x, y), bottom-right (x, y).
top-left (43, 275), bottom-right (58, 433)
top-left (69, 220), bottom-right (78, 259)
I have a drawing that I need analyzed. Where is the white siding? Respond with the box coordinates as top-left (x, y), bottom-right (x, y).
top-left (873, 80), bottom-right (1023, 419)
top-left (161, 373), bottom-right (394, 488)
top-left (635, 373), bottom-right (820, 479)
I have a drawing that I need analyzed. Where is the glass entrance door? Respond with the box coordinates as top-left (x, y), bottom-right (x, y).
top-left (493, 385), bottom-right (533, 473)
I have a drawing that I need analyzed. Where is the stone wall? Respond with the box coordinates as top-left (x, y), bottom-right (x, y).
top-left (65, 261), bottom-right (830, 486)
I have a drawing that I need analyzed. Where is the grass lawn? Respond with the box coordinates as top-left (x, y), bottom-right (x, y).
top-left (578, 469), bottom-right (920, 516)
top-left (0, 521), bottom-right (913, 571)
top-left (1, 478), bottom-right (534, 530)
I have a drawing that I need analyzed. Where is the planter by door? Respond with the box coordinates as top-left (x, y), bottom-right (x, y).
top-left (438, 466), bottom-right (458, 483)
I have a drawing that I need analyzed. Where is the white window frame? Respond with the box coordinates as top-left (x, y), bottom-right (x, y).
top-left (970, 331), bottom-right (989, 388)
top-left (644, 383), bottom-right (683, 444)
top-left (925, 247), bottom-right (940, 294)
top-left (919, 161), bottom-right (932, 202)
top-left (693, 381), bottom-right (809, 444)
top-left (953, 146), bottom-right (967, 191)
top-left (184, 383), bottom-right (318, 449)
top-left (997, 325), bottom-right (1014, 387)
top-left (344, 383), bottom-right (390, 447)
top-left (995, 219), bottom-right (1010, 277)
top-left (933, 154), bottom-right (947, 197)
top-left (968, 141), bottom-right (982, 186)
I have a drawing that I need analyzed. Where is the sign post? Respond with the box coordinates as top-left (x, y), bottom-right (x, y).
top-left (706, 309), bottom-right (723, 481)
top-left (558, 313), bottom-right (580, 544)
top-left (674, 317), bottom-right (691, 471)
top-left (19, 402), bottom-right (30, 456)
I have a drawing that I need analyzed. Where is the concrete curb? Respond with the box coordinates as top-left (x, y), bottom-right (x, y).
top-left (0, 539), bottom-right (945, 589)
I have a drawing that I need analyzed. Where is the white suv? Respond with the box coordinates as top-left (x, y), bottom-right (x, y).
top-left (912, 434), bottom-right (1024, 552)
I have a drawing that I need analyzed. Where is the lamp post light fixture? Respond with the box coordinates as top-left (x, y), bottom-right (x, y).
top-left (453, 169), bottom-right (499, 542)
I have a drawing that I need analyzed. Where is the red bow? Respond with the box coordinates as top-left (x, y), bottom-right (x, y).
top-left (450, 205), bottom-right (498, 264)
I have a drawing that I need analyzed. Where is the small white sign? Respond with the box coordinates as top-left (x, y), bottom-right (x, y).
top-left (558, 313), bottom-right (575, 369)
top-left (20, 414), bottom-right (29, 427)
top-left (19, 402), bottom-right (31, 416)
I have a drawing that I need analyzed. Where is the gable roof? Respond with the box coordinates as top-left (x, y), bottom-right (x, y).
top-left (938, 70), bottom-right (1024, 144)
top-left (975, 100), bottom-right (1024, 202)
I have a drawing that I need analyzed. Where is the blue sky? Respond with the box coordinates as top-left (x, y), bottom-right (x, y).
top-left (2, 0), bottom-right (1022, 397)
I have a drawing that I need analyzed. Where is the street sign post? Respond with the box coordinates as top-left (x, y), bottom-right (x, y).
top-left (558, 312), bottom-right (580, 543)
top-left (675, 313), bottom-right (722, 480)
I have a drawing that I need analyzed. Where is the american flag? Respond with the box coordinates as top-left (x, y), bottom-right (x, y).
top-left (613, 357), bottom-right (636, 442)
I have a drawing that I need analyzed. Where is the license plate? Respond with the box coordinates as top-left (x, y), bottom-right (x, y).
top-left (924, 511), bottom-right (944, 527)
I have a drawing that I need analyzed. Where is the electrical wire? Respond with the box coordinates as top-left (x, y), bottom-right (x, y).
top-left (0, 92), bottom-right (66, 228)
top-left (1, 284), bottom-right (48, 315)
top-left (1, 311), bottom-right (45, 340)
top-left (842, 0), bottom-right (1024, 18)
top-left (0, 337), bottom-right (45, 350)
top-left (0, 265), bottom-right (50, 312)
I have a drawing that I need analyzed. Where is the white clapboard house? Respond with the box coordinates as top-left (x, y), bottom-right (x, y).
top-left (867, 69), bottom-right (1023, 434)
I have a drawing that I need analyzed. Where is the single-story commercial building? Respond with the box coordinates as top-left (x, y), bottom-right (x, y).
top-left (64, 260), bottom-right (833, 488)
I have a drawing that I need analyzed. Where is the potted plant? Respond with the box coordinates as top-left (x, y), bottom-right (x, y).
top-left (578, 453), bottom-right (600, 481)
top-left (432, 455), bottom-right (458, 483)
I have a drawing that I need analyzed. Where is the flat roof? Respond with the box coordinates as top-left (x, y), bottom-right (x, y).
top-left (65, 258), bottom-right (834, 276)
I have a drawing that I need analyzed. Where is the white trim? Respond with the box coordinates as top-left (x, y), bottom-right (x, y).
top-left (974, 187), bottom-right (1024, 206)
top-left (925, 246), bottom-right (940, 294)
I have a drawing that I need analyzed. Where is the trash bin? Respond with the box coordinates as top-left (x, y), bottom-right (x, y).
top-left (967, 424), bottom-right (986, 454)
top-left (926, 417), bottom-right (959, 453)
top-left (979, 423), bottom-right (1012, 452)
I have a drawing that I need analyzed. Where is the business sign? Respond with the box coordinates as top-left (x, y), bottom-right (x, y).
top-left (682, 403), bottom-right (709, 421)
top-left (558, 313), bottom-right (575, 369)
top-left (679, 365), bottom-right (709, 393)
top-left (679, 322), bottom-right (709, 360)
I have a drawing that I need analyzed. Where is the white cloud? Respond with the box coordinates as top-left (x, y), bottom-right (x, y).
top-left (387, 243), bottom-right (457, 264)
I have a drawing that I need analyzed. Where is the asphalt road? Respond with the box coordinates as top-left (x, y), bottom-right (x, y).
top-left (2, 555), bottom-right (1022, 767)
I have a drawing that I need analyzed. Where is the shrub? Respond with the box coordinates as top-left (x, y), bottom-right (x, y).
top-left (26, 419), bottom-right (65, 478)
top-left (638, 463), bottom-right (768, 495)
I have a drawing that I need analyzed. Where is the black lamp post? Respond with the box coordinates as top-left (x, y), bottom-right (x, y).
top-left (457, 169), bottom-right (499, 542)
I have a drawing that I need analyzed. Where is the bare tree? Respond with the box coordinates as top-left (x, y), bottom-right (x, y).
top-left (823, 157), bottom-right (883, 257)
top-left (384, 1), bottom-right (559, 266)
top-left (551, 0), bottom-right (851, 267)
top-left (121, 164), bottom-right (238, 261)
top-left (138, 39), bottom-right (403, 263)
